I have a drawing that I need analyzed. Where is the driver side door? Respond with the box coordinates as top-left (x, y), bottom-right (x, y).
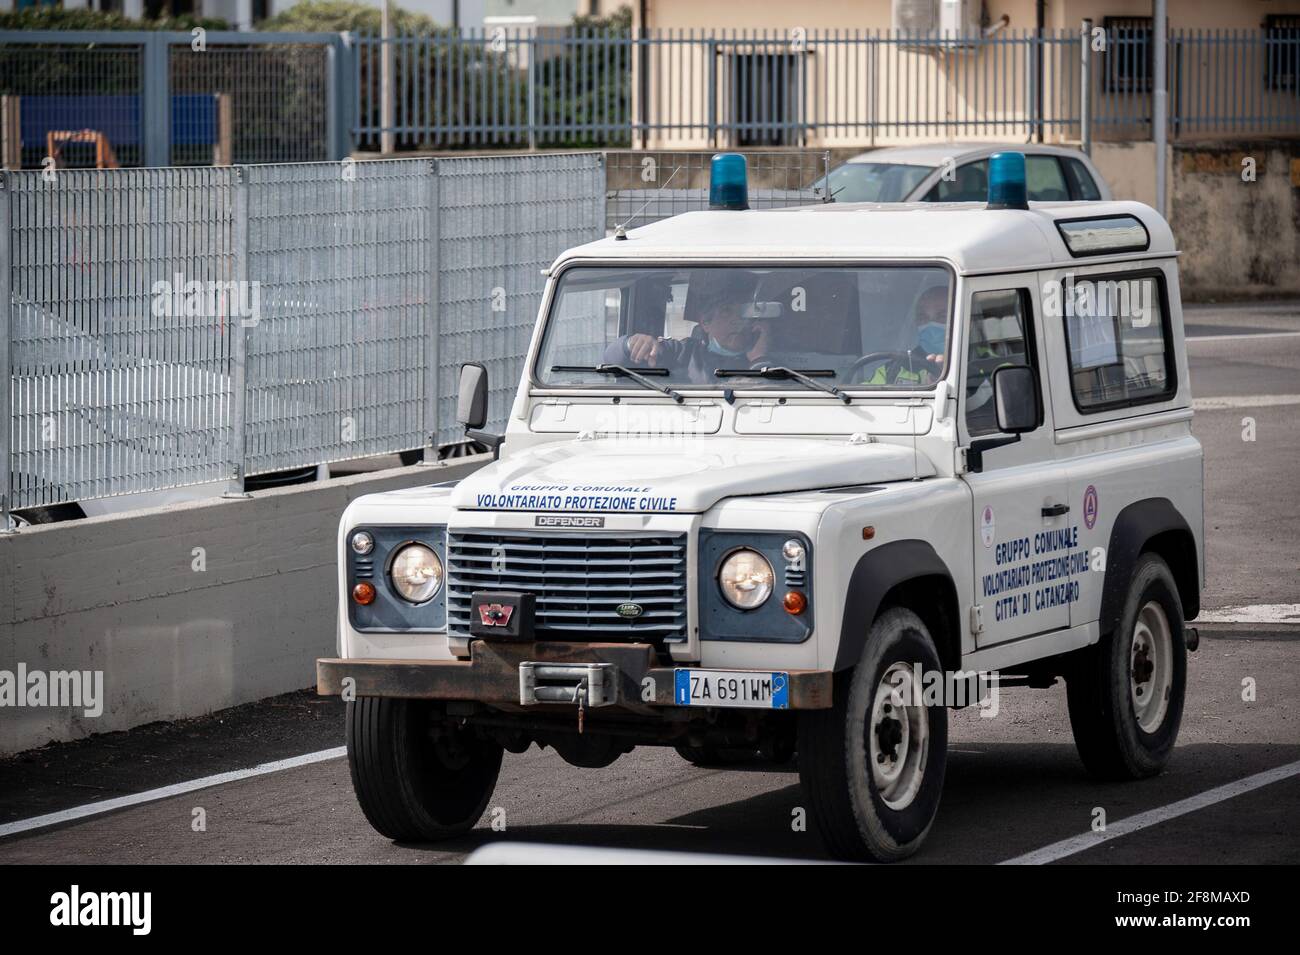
top-left (959, 282), bottom-right (1072, 648)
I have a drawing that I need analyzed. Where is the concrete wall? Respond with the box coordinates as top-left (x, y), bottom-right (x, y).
top-left (1169, 141), bottom-right (1300, 300)
top-left (0, 458), bottom-right (487, 756)
top-left (1091, 139), bottom-right (1300, 300)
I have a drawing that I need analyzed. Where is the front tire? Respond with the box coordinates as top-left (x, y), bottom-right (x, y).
top-left (347, 697), bottom-right (503, 841)
top-left (1066, 553), bottom-right (1187, 779)
top-left (798, 607), bottom-right (948, 862)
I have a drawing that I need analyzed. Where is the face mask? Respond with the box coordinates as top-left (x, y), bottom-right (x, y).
top-left (918, 322), bottom-right (946, 356)
top-left (707, 336), bottom-right (749, 358)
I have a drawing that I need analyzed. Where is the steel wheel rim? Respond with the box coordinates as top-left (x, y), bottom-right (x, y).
top-left (1130, 600), bottom-right (1173, 734)
top-left (868, 661), bottom-right (930, 811)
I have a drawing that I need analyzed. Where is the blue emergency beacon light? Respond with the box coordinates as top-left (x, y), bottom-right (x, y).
top-left (986, 151), bottom-right (1028, 210)
top-left (709, 153), bottom-right (749, 210)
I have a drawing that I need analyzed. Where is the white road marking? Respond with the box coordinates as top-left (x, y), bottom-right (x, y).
top-left (1193, 394), bottom-right (1300, 410)
top-left (0, 746), bottom-right (346, 840)
top-left (999, 759), bottom-right (1300, 865)
top-left (1196, 603), bottom-right (1300, 624)
top-left (1187, 331), bottom-right (1300, 343)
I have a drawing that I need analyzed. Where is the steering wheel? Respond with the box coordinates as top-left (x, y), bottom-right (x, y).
top-left (845, 350), bottom-right (940, 384)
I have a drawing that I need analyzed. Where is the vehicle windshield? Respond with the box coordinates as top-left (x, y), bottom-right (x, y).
top-left (535, 265), bottom-right (953, 393)
top-left (818, 162), bottom-right (932, 203)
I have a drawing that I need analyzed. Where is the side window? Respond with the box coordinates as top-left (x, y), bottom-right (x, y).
top-left (1063, 157), bottom-right (1102, 200)
top-left (964, 289), bottom-right (1039, 438)
top-left (1061, 273), bottom-right (1174, 410)
top-left (923, 160), bottom-right (988, 202)
top-left (1025, 156), bottom-right (1070, 201)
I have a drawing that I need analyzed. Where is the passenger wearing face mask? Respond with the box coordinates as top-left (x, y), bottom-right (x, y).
top-left (603, 272), bottom-right (773, 385)
top-left (863, 285), bottom-right (950, 386)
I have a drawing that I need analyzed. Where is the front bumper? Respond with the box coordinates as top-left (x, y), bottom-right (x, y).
top-left (317, 640), bottom-right (833, 710)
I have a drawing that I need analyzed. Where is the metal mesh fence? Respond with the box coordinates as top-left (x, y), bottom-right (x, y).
top-left (604, 150), bottom-right (829, 232)
top-left (5, 167), bottom-right (236, 509)
top-left (435, 152), bottom-right (605, 444)
top-left (244, 160), bottom-right (430, 475)
top-left (171, 43), bottom-right (331, 166)
top-left (0, 41), bottom-right (146, 169)
top-left (2, 154), bottom-right (604, 517)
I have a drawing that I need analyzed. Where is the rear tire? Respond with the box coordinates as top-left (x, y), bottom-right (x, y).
top-left (1066, 553), bottom-right (1187, 780)
top-left (346, 697), bottom-right (502, 841)
top-left (798, 607), bottom-right (948, 862)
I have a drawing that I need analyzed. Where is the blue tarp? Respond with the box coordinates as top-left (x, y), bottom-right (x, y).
top-left (19, 94), bottom-right (219, 147)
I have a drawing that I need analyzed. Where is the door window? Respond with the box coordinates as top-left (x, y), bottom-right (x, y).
top-left (964, 289), bottom-right (1040, 438)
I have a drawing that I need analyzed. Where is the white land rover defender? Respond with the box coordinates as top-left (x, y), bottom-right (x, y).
top-left (318, 153), bottom-right (1204, 862)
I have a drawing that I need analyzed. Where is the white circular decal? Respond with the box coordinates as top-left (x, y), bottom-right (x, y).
top-left (980, 505), bottom-right (995, 548)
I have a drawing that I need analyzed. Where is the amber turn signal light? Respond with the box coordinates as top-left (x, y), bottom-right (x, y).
top-left (783, 591), bottom-right (807, 615)
top-left (352, 581), bottom-right (377, 605)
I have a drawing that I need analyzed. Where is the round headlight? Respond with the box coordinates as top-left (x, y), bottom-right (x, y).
top-left (389, 543), bottom-right (443, 603)
top-left (351, 531), bottom-right (374, 555)
top-left (718, 549), bottom-right (774, 610)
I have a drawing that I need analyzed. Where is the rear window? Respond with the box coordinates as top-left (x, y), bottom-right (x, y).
top-left (1064, 157), bottom-right (1103, 200)
top-left (1025, 156), bottom-right (1070, 201)
top-left (1057, 273), bottom-right (1174, 411)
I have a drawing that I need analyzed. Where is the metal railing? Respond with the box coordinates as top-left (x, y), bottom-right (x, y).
top-left (0, 30), bottom-right (350, 169)
top-left (0, 152), bottom-right (605, 522)
top-left (4, 26), bottom-right (1294, 168)
top-left (355, 27), bottom-right (1299, 152)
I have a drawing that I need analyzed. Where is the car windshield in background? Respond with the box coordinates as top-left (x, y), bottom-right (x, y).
top-left (819, 162), bottom-right (932, 202)
top-left (536, 265), bottom-right (953, 393)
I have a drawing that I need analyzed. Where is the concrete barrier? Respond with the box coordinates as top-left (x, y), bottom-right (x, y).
top-left (0, 458), bottom-right (489, 756)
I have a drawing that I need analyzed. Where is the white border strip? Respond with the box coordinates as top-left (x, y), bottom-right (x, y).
top-left (999, 759), bottom-right (1300, 865)
top-left (0, 746), bottom-right (346, 840)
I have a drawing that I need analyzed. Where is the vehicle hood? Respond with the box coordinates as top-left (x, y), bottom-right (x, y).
top-left (451, 436), bottom-right (934, 514)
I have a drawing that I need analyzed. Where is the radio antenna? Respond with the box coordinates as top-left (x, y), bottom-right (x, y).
top-left (614, 163), bottom-right (684, 238)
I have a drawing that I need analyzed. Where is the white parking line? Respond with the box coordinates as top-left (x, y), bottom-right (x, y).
top-left (998, 759), bottom-right (1300, 865)
top-left (1196, 603), bottom-right (1300, 624)
top-left (1187, 331), bottom-right (1300, 343)
top-left (0, 746), bottom-right (346, 840)
top-left (1193, 394), bottom-right (1300, 410)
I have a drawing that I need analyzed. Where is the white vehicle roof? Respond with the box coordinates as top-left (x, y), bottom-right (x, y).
top-left (841, 142), bottom-right (1094, 167)
top-left (558, 201), bottom-right (1174, 276)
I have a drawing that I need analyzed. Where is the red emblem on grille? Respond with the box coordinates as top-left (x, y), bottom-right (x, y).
top-left (478, 603), bottom-right (514, 627)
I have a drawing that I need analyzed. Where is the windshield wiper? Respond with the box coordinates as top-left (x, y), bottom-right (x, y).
top-left (551, 364), bottom-right (684, 404)
top-left (715, 366), bottom-right (852, 404)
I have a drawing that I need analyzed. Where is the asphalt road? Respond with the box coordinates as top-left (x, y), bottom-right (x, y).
top-left (0, 301), bottom-right (1296, 865)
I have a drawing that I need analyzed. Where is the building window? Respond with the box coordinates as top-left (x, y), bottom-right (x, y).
top-left (1104, 16), bottom-right (1153, 94)
top-left (1264, 15), bottom-right (1300, 92)
top-left (728, 50), bottom-right (805, 147)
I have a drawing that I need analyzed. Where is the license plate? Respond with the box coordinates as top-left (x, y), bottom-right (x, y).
top-left (673, 669), bottom-right (790, 709)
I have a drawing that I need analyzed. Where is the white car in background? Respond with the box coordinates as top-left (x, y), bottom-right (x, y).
top-left (820, 143), bottom-right (1111, 204)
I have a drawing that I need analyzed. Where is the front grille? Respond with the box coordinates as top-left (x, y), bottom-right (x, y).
top-left (446, 532), bottom-right (688, 643)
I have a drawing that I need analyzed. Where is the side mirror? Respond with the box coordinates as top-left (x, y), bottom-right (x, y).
top-left (457, 362), bottom-right (489, 431)
top-left (992, 364), bottom-right (1038, 434)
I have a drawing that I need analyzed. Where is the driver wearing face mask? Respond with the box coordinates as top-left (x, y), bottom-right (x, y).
top-left (863, 285), bottom-right (949, 386)
top-left (604, 272), bottom-right (773, 385)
